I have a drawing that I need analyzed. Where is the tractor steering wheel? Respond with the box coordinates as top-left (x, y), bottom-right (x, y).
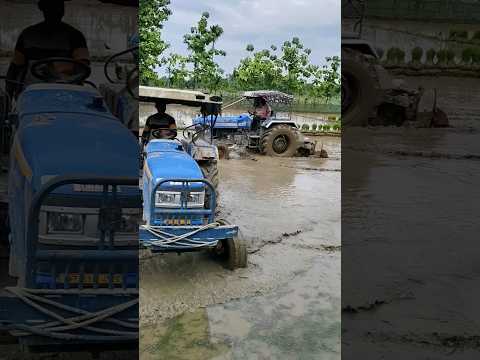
top-left (151, 128), bottom-right (178, 140)
top-left (30, 58), bottom-right (91, 84)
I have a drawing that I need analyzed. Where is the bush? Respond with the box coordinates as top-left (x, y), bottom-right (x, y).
top-left (386, 47), bottom-right (406, 64)
top-left (445, 49), bottom-right (456, 65)
top-left (386, 47), bottom-right (398, 63)
top-left (311, 124), bottom-right (317, 131)
top-left (472, 47), bottom-right (480, 65)
top-left (437, 49), bottom-right (448, 65)
top-left (426, 49), bottom-right (436, 64)
top-left (301, 124), bottom-right (310, 131)
top-left (411, 47), bottom-right (423, 63)
top-left (473, 31), bottom-right (480, 41)
top-left (462, 48), bottom-right (473, 64)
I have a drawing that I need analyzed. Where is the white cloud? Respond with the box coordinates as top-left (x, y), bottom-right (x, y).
top-left (160, 0), bottom-right (340, 74)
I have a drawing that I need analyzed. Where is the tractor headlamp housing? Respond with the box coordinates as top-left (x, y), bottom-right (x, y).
top-left (47, 212), bottom-right (84, 234)
top-left (155, 191), bottom-right (181, 207)
top-left (186, 191), bottom-right (205, 208)
top-left (155, 190), bottom-right (205, 208)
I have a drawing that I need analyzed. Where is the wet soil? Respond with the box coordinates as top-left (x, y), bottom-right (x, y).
top-left (342, 126), bottom-right (480, 358)
top-left (140, 136), bottom-right (341, 359)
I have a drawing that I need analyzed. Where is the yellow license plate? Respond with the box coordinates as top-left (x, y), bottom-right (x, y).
top-left (164, 218), bottom-right (191, 225)
top-left (57, 273), bottom-right (123, 285)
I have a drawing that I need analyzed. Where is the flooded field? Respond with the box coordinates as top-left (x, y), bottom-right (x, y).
top-left (342, 126), bottom-right (480, 358)
top-left (140, 136), bottom-right (341, 359)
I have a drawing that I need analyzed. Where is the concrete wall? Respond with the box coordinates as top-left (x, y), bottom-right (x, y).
top-left (349, 18), bottom-right (480, 62)
top-left (139, 103), bottom-right (336, 130)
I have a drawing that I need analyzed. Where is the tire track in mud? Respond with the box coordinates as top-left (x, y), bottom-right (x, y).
top-left (280, 165), bottom-right (341, 171)
top-left (248, 228), bottom-right (341, 255)
top-left (344, 145), bottom-right (480, 161)
top-left (361, 331), bottom-right (480, 352)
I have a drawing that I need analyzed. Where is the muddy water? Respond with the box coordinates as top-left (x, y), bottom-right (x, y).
top-left (140, 136), bottom-right (341, 359)
top-left (342, 127), bottom-right (480, 358)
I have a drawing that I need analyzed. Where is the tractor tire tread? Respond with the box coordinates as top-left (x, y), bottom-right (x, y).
top-left (260, 124), bottom-right (302, 157)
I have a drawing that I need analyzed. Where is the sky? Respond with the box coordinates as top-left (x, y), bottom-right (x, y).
top-left (160, 0), bottom-right (341, 75)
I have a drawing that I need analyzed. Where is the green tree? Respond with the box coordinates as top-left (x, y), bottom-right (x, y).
top-left (139, 0), bottom-right (172, 84)
top-left (278, 37), bottom-right (313, 93)
top-left (308, 56), bottom-right (340, 103)
top-left (163, 53), bottom-right (190, 88)
top-left (183, 12), bottom-right (226, 91)
top-left (233, 47), bottom-right (282, 90)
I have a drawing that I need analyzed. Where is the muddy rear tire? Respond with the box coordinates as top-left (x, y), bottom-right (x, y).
top-left (214, 236), bottom-right (247, 270)
top-left (260, 124), bottom-right (301, 157)
top-left (342, 50), bottom-right (378, 127)
top-left (199, 161), bottom-right (219, 210)
top-left (217, 144), bottom-right (230, 159)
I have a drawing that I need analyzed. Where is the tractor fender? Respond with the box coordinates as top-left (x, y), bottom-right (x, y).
top-left (263, 120), bottom-right (298, 129)
top-left (342, 39), bottom-right (379, 59)
top-left (188, 140), bottom-right (219, 162)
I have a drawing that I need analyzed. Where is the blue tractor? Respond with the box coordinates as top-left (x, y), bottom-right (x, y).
top-left (0, 52), bottom-right (140, 352)
top-left (193, 90), bottom-right (316, 157)
top-left (139, 86), bottom-right (247, 270)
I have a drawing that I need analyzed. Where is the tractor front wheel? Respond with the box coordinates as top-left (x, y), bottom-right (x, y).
top-left (213, 236), bottom-right (247, 270)
top-left (260, 124), bottom-right (301, 157)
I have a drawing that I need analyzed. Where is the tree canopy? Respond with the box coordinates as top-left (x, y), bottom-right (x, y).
top-left (139, 7), bottom-right (340, 104)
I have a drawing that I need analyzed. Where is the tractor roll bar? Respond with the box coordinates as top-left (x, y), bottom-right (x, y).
top-left (25, 175), bottom-right (140, 288)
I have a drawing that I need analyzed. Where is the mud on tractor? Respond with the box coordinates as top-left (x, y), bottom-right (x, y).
top-left (139, 86), bottom-right (247, 270)
top-left (193, 90), bottom-right (316, 157)
top-left (0, 42), bottom-right (140, 352)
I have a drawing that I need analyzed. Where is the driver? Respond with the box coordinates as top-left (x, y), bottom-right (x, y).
top-left (251, 97), bottom-right (271, 131)
top-left (141, 101), bottom-right (177, 145)
top-left (6, 0), bottom-right (90, 99)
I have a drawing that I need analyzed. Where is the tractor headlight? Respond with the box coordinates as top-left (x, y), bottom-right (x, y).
top-left (186, 191), bottom-right (205, 208)
top-left (47, 212), bottom-right (84, 234)
top-left (155, 190), bottom-right (205, 208)
top-left (155, 191), bottom-right (181, 207)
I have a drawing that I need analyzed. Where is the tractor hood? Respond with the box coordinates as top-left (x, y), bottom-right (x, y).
top-left (144, 140), bottom-right (204, 187)
top-left (15, 109), bottom-right (139, 192)
top-left (17, 84), bottom-right (115, 119)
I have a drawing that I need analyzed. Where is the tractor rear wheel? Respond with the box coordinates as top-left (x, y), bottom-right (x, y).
top-left (342, 49), bottom-right (379, 127)
top-left (260, 124), bottom-right (301, 157)
top-left (200, 161), bottom-right (219, 210)
top-left (213, 236), bottom-right (247, 270)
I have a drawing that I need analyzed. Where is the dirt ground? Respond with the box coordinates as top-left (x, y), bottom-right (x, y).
top-left (139, 135), bottom-right (341, 360)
